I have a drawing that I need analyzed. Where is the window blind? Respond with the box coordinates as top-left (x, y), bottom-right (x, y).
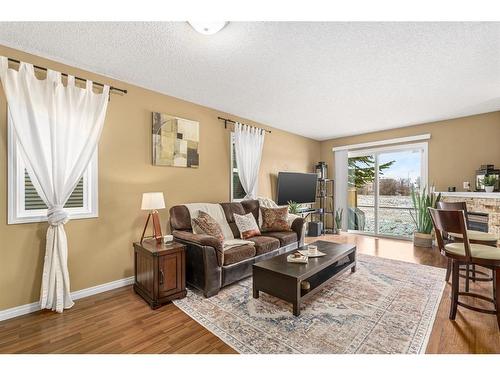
top-left (24, 170), bottom-right (84, 210)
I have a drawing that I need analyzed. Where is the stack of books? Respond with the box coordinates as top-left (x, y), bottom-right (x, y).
top-left (287, 252), bottom-right (308, 264)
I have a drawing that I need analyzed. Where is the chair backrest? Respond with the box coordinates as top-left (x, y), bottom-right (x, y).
top-left (437, 201), bottom-right (469, 227)
top-left (428, 207), bottom-right (471, 261)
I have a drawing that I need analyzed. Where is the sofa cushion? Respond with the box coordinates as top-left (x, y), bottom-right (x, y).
top-left (265, 231), bottom-right (298, 246)
top-left (220, 202), bottom-right (247, 238)
top-left (223, 244), bottom-right (256, 266)
top-left (192, 211), bottom-right (224, 241)
top-left (260, 207), bottom-right (292, 232)
top-left (234, 212), bottom-right (261, 239)
top-left (241, 199), bottom-right (260, 222)
top-left (249, 236), bottom-right (280, 255)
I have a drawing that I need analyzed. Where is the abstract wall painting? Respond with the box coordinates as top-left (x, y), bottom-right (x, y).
top-left (152, 112), bottom-right (199, 168)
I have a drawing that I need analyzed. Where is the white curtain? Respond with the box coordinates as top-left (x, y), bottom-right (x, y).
top-left (0, 57), bottom-right (109, 313)
top-left (334, 150), bottom-right (348, 230)
top-left (234, 123), bottom-right (265, 199)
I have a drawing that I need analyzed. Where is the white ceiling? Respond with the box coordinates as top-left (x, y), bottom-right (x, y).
top-left (0, 22), bottom-right (500, 140)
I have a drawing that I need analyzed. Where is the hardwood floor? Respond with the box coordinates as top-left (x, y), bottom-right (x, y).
top-left (0, 233), bottom-right (498, 354)
top-left (311, 233), bottom-right (448, 269)
top-left (311, 234), bottom-right (500, 354)
top-left (0, 285), bottom-right (236, 354)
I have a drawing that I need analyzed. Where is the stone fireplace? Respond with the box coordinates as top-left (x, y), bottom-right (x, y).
top-left (440, 192), bottom-right (500, 243)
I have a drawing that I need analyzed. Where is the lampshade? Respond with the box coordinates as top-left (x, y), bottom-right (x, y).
top-left (141, 192), bottom-right (165, 210)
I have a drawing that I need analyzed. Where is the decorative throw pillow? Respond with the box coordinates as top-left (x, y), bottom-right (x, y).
top-left (260, 207), bottom-right (292, 232)
top-left (192, 211), bottom-right (224, 242)
top-left (234, 213), bottom-right (261, 239)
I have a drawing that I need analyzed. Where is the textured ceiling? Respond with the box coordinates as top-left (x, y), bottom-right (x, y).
top-left (1, 22), bottom-right (500, 140)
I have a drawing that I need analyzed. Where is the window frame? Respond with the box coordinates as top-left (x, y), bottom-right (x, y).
top-left (346, 141), bottom-right (429, 240)
top-left (7, 112), bottom-right (99, 224)
top-left (347, 141), bottom-right (428, 189)
top-left (229, 132), bottom-right (245, 202)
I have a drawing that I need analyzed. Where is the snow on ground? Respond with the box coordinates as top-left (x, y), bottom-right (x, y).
top-left (354, 195), bottom-right (416, 237)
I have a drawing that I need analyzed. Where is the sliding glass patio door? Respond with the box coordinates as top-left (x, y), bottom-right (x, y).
top-left (347, 143), bottom-right (427, 239)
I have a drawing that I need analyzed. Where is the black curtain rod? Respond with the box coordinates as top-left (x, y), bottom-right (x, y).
top-left (7, 58), bottom-right (128, 95)
top-left (218, 116), bottom-right (271, 134)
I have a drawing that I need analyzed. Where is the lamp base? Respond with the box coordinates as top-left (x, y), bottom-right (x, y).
top-left (140, 210), bottom-right (163, 244)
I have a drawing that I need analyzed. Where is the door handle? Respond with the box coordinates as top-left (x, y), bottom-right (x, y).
top-left (159, 269), bottom-right (164, 285)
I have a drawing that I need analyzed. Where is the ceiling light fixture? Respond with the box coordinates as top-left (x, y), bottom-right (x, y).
top-left (188, 21), bottom-right (228, 35)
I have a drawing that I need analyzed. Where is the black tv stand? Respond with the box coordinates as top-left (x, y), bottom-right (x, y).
top-left (296, 207), bottom-right (323, 220)
top-left (297, 207), bottom-right (319, 214)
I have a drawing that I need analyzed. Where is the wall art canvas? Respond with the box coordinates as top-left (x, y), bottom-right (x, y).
top-left (152, 112), bottom-right (199, 168)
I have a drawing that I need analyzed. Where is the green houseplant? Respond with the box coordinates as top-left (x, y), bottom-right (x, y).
top-left (481, 175), bottom-right (498, 193)
top-left (287, 201), bottom-right (302, 215)
top-left (334, 208), bottom-right (343, 234)
top-left (409, 186), bottom-right (441, 248)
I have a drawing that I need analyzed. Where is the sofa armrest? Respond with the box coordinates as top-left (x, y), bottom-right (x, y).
top-left (291, 217), bottom-right (305, 246)
top-left (172, 230), bottom-right (224, 266)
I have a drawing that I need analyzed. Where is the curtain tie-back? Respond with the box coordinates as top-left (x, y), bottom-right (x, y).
top-left (47, 206), bottom-right (69, 226)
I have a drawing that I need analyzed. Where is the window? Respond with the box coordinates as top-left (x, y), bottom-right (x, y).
top-left (8, 112), bottom-right (98, 224)
top-left (347, 142), bottom-right (428, 239)
top-left (230, 133), bottom-right (246, 201)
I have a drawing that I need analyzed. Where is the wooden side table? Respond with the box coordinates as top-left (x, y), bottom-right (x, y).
top-left (133, 239), bottom-right (187, 309)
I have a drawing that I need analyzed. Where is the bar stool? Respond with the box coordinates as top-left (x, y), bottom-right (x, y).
top-left (437, 201), bottom-right (498, 291)
top-left (429, 208), bottom-right (500, 328)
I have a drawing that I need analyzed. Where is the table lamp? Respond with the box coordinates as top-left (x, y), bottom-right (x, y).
top-left (140, 192), bottom-right (165, 244)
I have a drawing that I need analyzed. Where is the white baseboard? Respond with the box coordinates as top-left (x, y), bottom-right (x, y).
top-left (70, 276), bottom-right (135, 301)
top-left (0, 276), bottom-right (135, 322)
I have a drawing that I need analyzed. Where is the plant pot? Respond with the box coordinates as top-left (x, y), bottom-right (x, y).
top-left (413, 232), bottom-right (433, 248)
top-left (485, 186), bottom-right (494, 193)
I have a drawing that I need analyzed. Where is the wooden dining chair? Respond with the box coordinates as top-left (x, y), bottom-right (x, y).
top-left (437, 201), bottom-right (498, 291)
top-left (437, 201), bottom-right (498, 246)
top-left (429, 207), bottom-right (500, 328)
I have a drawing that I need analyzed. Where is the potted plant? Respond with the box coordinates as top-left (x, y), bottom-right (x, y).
top-left (409, 186), bottom-right (441, 248)
top-left (287, 201), bottom-right (302, 215)
top-left (481, 175), bottom-right (498, 193)
top-left (334, 208), bottom-right (343, 234)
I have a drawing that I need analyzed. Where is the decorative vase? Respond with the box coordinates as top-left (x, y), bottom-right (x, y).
top-left (485, 186), bottom-right (494, 193)
top-left (413, 232), bottom-right (433, 248)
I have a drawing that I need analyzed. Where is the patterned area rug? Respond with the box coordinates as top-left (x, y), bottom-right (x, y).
top-left (174, 254), bottom-right (446, 354)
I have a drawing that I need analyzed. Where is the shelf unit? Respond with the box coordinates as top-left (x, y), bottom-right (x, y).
top-left (313, 178), bottom-right (335, 234)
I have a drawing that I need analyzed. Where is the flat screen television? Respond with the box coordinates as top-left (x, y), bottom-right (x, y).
top-left (276, 172), bottom-right (318, 205)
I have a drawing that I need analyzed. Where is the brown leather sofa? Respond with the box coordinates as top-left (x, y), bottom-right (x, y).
top-left (169, 200), bottom-right (305, 297)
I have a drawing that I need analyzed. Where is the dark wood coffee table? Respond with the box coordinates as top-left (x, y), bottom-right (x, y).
top-left (252, 240), bottom-right (356, 316)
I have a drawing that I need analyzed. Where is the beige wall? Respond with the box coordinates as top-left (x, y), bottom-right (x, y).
top-left (0, 45), bottom-right (320, 310)
top-left (3, 44), bottom-right (498, 312)
top-left (320, 112), bottom-right (500, 191)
